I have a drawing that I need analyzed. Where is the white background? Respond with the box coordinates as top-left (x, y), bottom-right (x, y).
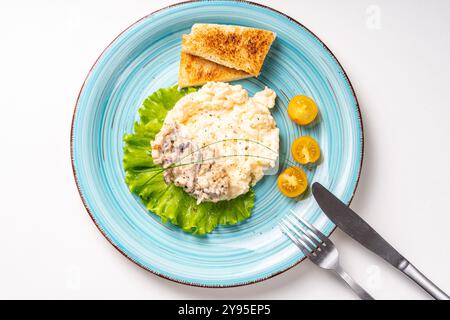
top-left (1, 0), bottom-right (449, 300)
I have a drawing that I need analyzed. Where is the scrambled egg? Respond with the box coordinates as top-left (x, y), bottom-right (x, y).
top-left (151, 82), bottom-right (279, 203)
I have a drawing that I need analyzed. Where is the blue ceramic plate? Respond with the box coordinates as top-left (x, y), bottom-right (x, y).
top-left (71, 0), bottom-right (363, 287)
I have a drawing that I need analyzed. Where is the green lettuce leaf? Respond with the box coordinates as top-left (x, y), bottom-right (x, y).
top-left (123, 85), bottom-right (255, 235)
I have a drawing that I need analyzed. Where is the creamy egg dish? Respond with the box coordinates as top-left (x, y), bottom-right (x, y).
top-left (151, 82), bottom-right (279, 203)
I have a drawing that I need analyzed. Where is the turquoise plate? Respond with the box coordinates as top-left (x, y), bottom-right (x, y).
top-left (71, 0), bottom-right (363, 287)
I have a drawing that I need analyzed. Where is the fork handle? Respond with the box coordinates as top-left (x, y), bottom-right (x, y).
top-left (401, 262), bottom-right (449, 300)
top-left (333, 265), bottom-right (374, 300)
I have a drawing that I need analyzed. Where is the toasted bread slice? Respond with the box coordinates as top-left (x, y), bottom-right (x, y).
top-left (182, 24), bottom-right (276, 76)
top-left (178, 51), bottom-right (251, 88)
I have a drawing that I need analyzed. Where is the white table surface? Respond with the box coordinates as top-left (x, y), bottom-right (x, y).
top-left (1, 0), bottom-right (449, 300)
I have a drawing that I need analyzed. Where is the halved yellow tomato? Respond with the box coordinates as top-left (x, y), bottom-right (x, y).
top-left (277, 166), bottom-right (308, 197)
top-left (288, 95), bottom-right (318, 125)
top-left (292, 136), bottom-right (321, 164)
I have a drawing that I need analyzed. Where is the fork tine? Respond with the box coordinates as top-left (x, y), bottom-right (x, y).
top-left (280, 219), bottom-right (310, 250)
top-left (279, 220), bottom-right (311, 257)
top-left (282, 218), bottom-right (315, 251)
top-left (285, 215), bottom-right (319, 248)
top-left (290, 210), bottom-right (326, 242)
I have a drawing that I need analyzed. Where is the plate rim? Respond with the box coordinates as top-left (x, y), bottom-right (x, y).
top-left (70, 0), bottom-right (364, 288)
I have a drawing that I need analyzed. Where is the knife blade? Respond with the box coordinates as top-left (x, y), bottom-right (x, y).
top-left (312, 182), bottom-right (449, 300)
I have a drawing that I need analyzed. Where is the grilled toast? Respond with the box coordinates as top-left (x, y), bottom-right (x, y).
top-left (182, 24), bottom-right (276, 76)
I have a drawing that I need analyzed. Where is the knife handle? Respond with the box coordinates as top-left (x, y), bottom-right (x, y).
top-left (401, 262), bottom-right (449, 300)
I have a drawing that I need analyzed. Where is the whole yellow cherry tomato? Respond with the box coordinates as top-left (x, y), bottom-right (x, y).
top-left (288, 95), bottom-right (318, 125)
top-left (292, 136), bottom-right (321, 165)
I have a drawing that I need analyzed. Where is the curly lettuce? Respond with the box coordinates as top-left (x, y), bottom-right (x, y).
top-left (123, 86), bottom-right (255, 235)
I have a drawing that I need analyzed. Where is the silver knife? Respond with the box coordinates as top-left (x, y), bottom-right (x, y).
top-left (312, 182), bottom-right (449, 300)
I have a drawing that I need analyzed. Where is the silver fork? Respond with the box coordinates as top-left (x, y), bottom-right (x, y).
top-left (279, 212), bottom-right (374, 300)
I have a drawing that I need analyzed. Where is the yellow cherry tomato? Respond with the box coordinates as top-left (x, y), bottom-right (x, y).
top-left (288, 95), bottom-right (318, 125)
top-left (292, 136), bottom-right (321, 165)
top-left (277, 166), bottom-right (308, 198)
